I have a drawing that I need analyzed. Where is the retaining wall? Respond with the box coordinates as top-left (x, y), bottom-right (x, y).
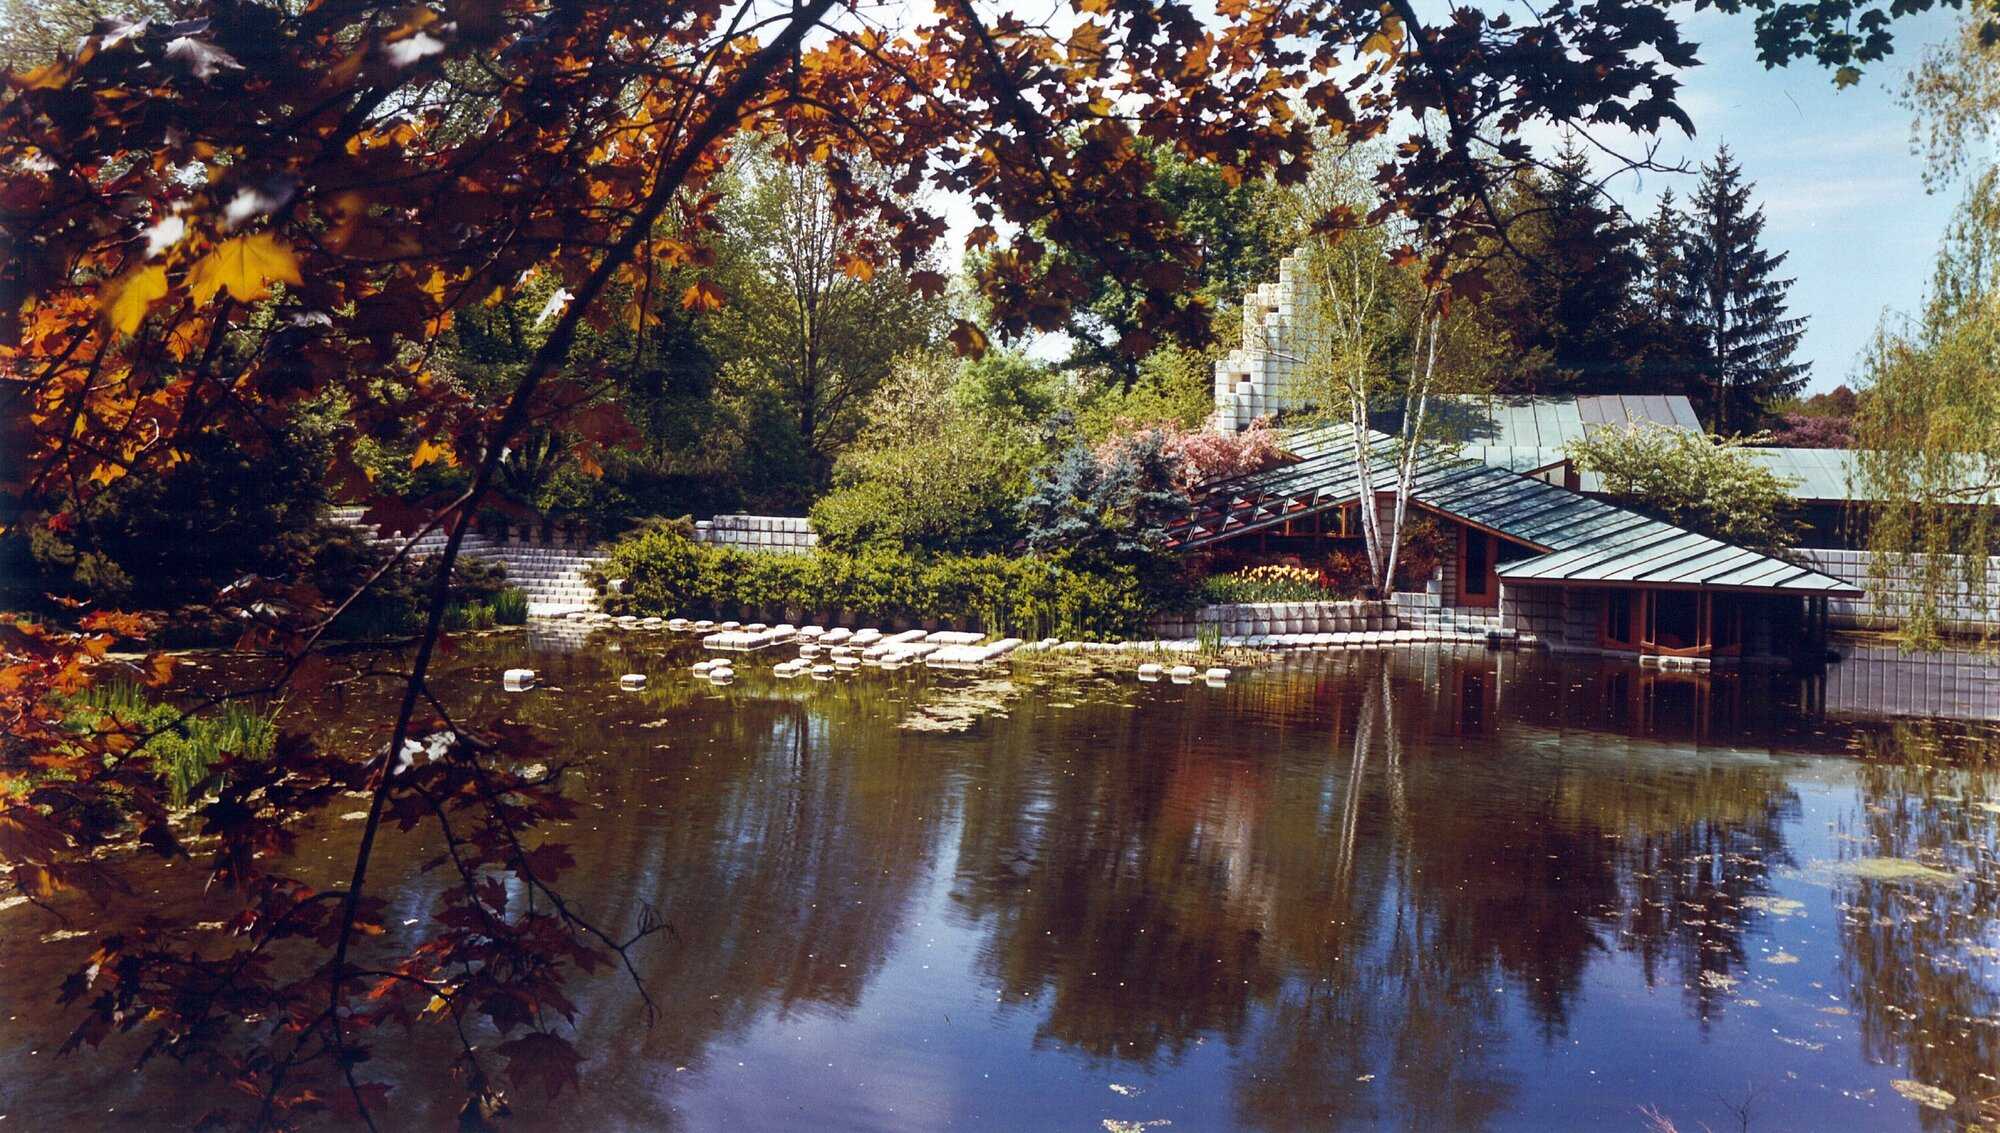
top-left (1151, 600), bottom-right (1395, 638)
top-left (327, 506), bottom-right (605, 616)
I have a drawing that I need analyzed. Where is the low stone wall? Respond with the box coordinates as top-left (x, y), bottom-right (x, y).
top-left (692, 514), bottom-right (818, 555)
top-left (1800, 547), bottom-right (2000, 636)
top-left (1151, 600), bottom-right (1395, 638)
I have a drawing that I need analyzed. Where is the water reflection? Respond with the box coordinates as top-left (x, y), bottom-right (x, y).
top-left (3, 637), bottom-right (1998, 1131)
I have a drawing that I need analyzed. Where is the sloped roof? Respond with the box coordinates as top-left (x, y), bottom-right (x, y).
top-left (1435, 394), bottom-right (1702, 450)
top-left (1740, 447), bottom-right (1857, 502)
top-left (1169, 424), bottom-right (1862, 596)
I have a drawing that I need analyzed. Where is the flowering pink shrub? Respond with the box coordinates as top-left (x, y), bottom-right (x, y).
top-left (1094, 416), bottom-right (1285, 493)
top-left (1766, 413), bottom-right (1854, 449)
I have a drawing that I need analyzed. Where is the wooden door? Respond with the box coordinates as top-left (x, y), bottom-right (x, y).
top-left (1456, 527), bottom-right (1499, 608)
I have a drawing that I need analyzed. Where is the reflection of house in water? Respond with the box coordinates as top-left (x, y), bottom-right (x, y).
top-left (1814, 643), bottom-right (2000, 722)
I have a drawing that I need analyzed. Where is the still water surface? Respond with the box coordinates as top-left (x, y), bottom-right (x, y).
top-left (5, 630), bottom-right (2000, 1131)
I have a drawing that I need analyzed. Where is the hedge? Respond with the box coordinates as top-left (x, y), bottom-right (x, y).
top-left (595, 525), bottom-right (1185, 641)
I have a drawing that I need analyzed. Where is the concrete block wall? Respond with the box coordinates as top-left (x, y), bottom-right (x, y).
top-left (1500, 584), bottom-right (1569, 643)
top-left (692, 515), bottom-right (819, 555)
top-left (326, 506), bottom-right (605, 616)
top-left (1799, 547), bottom-right (2000, 636)
top-left (1150, 600), bottom-right (1395, 638)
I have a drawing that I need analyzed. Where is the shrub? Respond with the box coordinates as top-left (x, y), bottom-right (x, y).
top-left (1565, 423), bottom-right (1803, 557)
top-left (597, 525), bottom-right (1187, 640)
top-left (598, 522), bottom-right (723, 613)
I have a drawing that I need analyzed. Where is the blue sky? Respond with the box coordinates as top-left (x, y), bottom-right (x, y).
top-left (1596, 4), bottom-right (1970, 394)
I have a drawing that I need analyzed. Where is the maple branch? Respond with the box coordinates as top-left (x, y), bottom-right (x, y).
top-left (320, 0), bottom-right (839, 1119)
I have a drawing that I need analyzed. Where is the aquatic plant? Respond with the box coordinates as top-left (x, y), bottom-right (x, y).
top-left (491, 587), bottom-right (530, 625)
top-left (73, 682), bottom-right (278, 806)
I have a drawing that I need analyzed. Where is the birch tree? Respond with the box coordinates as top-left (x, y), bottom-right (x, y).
top-left (1285, 144), bottom-right (1471, 596)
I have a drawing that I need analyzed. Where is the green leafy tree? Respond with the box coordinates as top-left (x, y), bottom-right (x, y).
top-left (1854, 170), bottom-right (2000, 645)
top-left (1851, 12), bottom-right (2000, 647)
top-left (1676, 147), bottom-right (1810, 432)
top-left (810, 351), bottom-right (1046, 555)
top-left (1565, 423), bottom-right (1803, 556)
top-left (705, 149), bottom-right (949, 506)
top-left (1903, 17), bottom-right (2000, 190)
top-left (1074, 344), bottom-right (1220, 440)
top-left (1046, 140), bottom-right (1289, 388)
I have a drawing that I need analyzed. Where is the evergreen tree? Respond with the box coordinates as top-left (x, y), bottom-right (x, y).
top-left (1679, 146), bottom-right (1810, 432)
top-left (1629, 189), bottom-right (1707, 393)
top-left (1473, 138), bottom-right (1649, 394)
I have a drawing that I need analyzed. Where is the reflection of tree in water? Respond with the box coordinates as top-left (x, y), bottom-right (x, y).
top-left (311, 643), bottom-right (963, 1128)
top-left (1837, 733), bottom-right (2000, 1131)
top-left (940, 651), bottom-right (1805, 1129)
top-left (948, 694), bottom-right (1287, 1062)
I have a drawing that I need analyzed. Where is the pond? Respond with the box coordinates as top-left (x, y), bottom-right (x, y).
top-left (5, 629), bottom-right (2000, 1131)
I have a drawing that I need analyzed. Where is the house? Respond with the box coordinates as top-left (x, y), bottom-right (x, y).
top-left (1168, 423), bottom-right (1861, 662)
top-left (1185, 260), bottom-right (1864, 663)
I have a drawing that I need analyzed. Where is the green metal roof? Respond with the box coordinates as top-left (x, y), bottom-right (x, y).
top-left (1169, 424), bottom-right (1862, 597)
top-left (1437, 394), bottom-right (1701, 450)
top-left (1740, 447), bottom-right (1857, 502)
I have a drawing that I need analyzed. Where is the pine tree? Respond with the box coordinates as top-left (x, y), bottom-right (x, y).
top-left (1477, 137), bottom-right (1650, 393)
top-left (1679, 146), bottom-right (1810, 433)
top-left (1629, 189), bottom-right (1706, 393)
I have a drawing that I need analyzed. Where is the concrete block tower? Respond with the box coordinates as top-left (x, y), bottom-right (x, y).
top-left (1209, 255), bottom-right (1314, 432)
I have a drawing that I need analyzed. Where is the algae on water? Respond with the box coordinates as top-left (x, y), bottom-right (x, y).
top-left (1824, 857), bottom-right (1958, 885)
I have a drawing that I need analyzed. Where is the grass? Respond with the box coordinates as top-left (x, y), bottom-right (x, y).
top-left (491, 587), bottom-right (529, 625)
top-left (75, 681), bottom-right (279, 805)
top-left (445, 587), bottom-right (530, 631)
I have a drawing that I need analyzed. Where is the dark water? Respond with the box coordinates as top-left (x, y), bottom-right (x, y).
top-left (5, 630), bottom-right (2000, 1131)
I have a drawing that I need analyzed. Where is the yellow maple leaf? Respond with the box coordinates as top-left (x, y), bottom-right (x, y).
top-left (101, 265), bottom-right (168, 335)
top-left (410, 438), bottom-right (454, 469)
top-left (187, 233), bottom-right (303, 305)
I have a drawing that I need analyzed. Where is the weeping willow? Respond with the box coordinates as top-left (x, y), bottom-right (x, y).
top-left (1854, 170), bottom-right (2000, 646)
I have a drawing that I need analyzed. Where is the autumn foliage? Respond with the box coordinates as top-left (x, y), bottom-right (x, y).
top-left (0, 0), bottom-right (1925, 1124)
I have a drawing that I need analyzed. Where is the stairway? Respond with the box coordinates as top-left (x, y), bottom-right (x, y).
top-left (326, 506), bottom-right (606, 617)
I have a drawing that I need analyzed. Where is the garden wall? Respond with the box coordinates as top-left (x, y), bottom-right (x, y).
top-left (1798, 547), bottom-right (2000, 637)
top-left (691, 514), bottom-right (818, 555)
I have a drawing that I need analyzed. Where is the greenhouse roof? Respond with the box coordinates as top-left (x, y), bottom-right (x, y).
top-left (1433, 393), bottom-right (1702, 451)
